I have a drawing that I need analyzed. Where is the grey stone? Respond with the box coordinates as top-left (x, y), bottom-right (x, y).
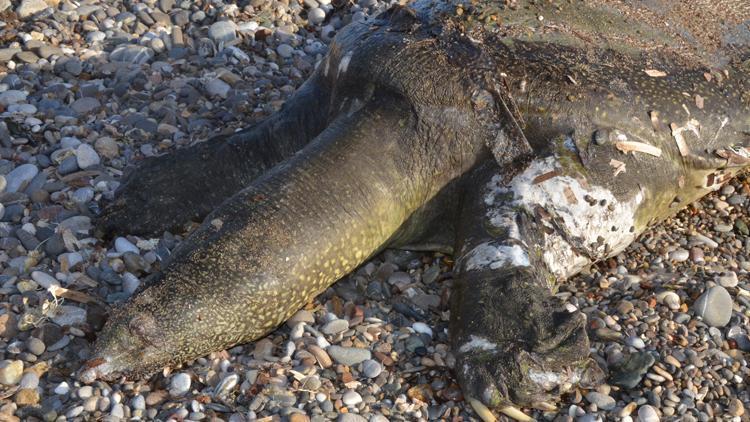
top-left (693, 286), bottom-right (733, 327)
top-left (75, 144), bottom-right (101, 169)
top-left (327, 346), bottom-right (371, 366)
top-left (16, 0), bottom-right (48, 19)
top-left (205, 78), bottom-right (231, 98)
top-left (208, 21), bottom-right (237, 44)
top-left (610, 351), bottom-right (655, 389)
top-left (5, 164), bottom-right (38, 193)
top-left (0, 48), bottom-right (21, 63)
top-left (169, 373), bottom-right (191, 396)
top-left (70, 97), bottom-right (101, 115)
top-left (110, 44), bottom-right (154, 65)
top-left (361, 359), bottom-right (382, 378)
top-left (586, 392), bottom-right (616, 410)
top-left (0, 90), bottom-right (28, 106)
top-left (321, 319), bottom-right (348, 335)
top-left (277, 44), bottom-right (294, 58)
top-left (309, 7), bottom-right (326, 25)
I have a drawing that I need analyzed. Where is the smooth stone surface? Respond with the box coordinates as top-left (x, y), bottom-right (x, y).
top-left (586, 392), bottom-right (616, 410)
top-left (16, 0), bottom-right (48, 18)
top-left (169, 373), bottom-right (191, 396)
top-left (693, 286), bottom-right (733, 327)
top-left (5, 164), bottom-right (38, 193)
top-left (208, 21), bottom-right (237, 43)
top-left (327, 346), bottom-right (371, 366)
top-left (71, 97), bottom-right (101, 115)
top-left (321, 319), bottom-right (348, 335)
top-left (205, 78), bottom-right (231, 98)
top-left (342, 390), bottom-right (362, 406)
top-left (668, 249), bottom-right (689, 262)
top-left (110, 44), bottom-right (153, 64)
top-left (50, 305), bottom-right (87, 326)
top-left (0, 360), bottom-right (23, 385)
top-left (361, 359), bottom-right (382, 378)
top-left (75, 144), bottom-right (101, 169)
top-left (638, 404), bottom-right (660, 422)
top-left (610, 352), bottom-right (656, 389)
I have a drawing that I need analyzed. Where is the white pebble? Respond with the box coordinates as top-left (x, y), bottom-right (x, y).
top-left (54, 381), bottom-right (70, 395)
top-left (170, 373), bottom-right (191, 396)
top-left (342, 390), bottom-right (362, 406)
top-left (75, 143), bottom-right (101, 169)
top-left (412, 322), bottom-right (433, 337)
top-left (638, 404), bottom-right (659, 422)
top-left (31, 271), bottom-right (59, 289)
top-left (115, 237), bottom-right (139, 254)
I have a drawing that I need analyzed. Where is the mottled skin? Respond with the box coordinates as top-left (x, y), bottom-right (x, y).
top-left (86, 0), bottom-right (750, 415)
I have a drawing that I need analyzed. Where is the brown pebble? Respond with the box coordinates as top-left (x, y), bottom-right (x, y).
top-left (664, 355), bottom-right (682, 368)
top-left (728, 398), bottom-right (745, 416)
top-left (289, 414), bottom-right (310, 422)
top-left (14, 388), bottom-right (39, 406)
top-left (145, 390), bottom-right (168, 406)
top-left (307, 345), bottom-right (332, 368)
top-left (0, 314), bottom-right (17, 340)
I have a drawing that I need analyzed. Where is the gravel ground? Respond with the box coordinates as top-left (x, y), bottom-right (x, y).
top-left (0, 0), bottom-right (748, 421)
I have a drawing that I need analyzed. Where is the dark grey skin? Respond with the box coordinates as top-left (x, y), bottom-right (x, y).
top-left (83, 0), bottom-right (750, 416)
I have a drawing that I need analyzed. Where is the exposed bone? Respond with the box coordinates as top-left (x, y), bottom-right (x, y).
top-left (615, 141), bottom-right (662, 157)
top-left (500, 405), bottom-right (534, 421)
top-left (467, 398), bottom-right (497, 422)
top-left (644, 69), bottom-right (667, 77)
top-left (609, 159), bottom-right (626, 177)
top-left (670, 120), bottom-right (701, 157)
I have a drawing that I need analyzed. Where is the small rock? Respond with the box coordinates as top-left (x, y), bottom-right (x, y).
top-left (31, 271), bottom-right (59, 289)
top-left (75, 144), bottom-right (101, 169)
top-left (71, 97), bottom-right (101, 116)
top-left (321, 319), bottom-right (348, 335)
top-left (307, 344), bottom-right (332, 368)
top-left (338, 415), bottom-right (366, 422)
top-left (5, 164), bottom-right (38, 193)
top-left (18, 372), bottom-right (38, 389)
top-left (169, 373), bottom-right (191, 396)
top-left (205, 78), bottom-right (231, 99)
top-left (327, 345), bottom-right (371, 366)
top-left (213, 373), bottom-right (239, 397)
top-left (0, 90), bottom-right (27, 106)
top-left (716, 271), bottom-right (738, 288)
top-left (15, 0), bottom-right (48, 19)
top-left (49, 305), bottom-right (87, 327)
top-left (14, 388), bottom-right (39, 406)
top-left (342, 390), bottom-right (362, 406)
top-left (412, 322), bottom-right (433, 337)
top-left (287, 309), bottom-right (315, 327)
top-left (110, 44), bottom-right (153, 65)
top-left (0, 313), bottom-right (17, 339)
top-left (115, 237), bottom-right (139, 254)
top-left (54, 382), bottom-right (70, 395)
top-left (309, 7), bottom-right (326, 24)
top-left (94, 137), bottom-right (119, 159)
top-left (586, 391), bottom-right (616, 410)
top-left (25, 337), bottom-right (45, 355)
top-left (637, 404), bottom-right (659, 422)
top-left (0, 360), bottom-right (23, 385)
top-left (610, 352), bottom-right (655, 389)
top-left (277, 44), bottom-right (294, 59)
top-left (728, 398), bottom-right (745, 417)
top-left (668, 249), bottom-right (689, 262)
top-left (693, 286), bottom-right (733, 327)
top-left (361, 359), bottom-right (382, 378)
top-left (208, 21), bottom-right (237, 44)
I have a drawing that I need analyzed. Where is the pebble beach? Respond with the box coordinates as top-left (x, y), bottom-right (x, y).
top-left (0, 0), bottom-right (748, 421)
